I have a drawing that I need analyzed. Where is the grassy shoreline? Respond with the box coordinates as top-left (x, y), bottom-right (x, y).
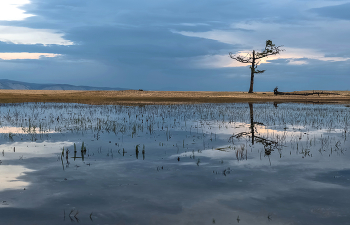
top-left (0, 90), bottom-right (349, 105)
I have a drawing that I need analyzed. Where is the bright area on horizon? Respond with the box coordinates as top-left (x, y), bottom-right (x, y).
top-left (0, 0), bottom-right (349, 91)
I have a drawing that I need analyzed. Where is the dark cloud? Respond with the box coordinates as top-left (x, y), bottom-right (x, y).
top-left (21, 0), bottom-right (263, 27)
top-left (310, 3), bottom-right (350, 20)
top-left (65, 26), bottom-right (232, 60)
top-left (0, 41), bottom-right (68, 53)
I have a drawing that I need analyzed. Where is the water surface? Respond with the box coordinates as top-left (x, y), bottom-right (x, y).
top-left (0, 102), bottom-right (349, 225)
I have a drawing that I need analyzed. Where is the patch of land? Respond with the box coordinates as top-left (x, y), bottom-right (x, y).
top-left (0, 90), bottom-right (349, 105)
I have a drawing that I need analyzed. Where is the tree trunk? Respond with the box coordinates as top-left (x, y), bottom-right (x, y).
top-left (248, 50), bottom-right (255, 93)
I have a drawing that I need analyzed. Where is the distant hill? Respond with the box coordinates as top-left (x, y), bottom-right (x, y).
top-left (0, 79), bottom-right (127, 91)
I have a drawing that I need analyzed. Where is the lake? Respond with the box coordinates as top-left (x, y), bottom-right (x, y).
top-left (0, 102), bottom-right (349, 225)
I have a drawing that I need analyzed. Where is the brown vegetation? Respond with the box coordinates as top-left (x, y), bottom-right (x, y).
top-left (0, 90), bottom-right (349, 105)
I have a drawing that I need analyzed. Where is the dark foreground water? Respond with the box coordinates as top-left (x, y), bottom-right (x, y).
top-left (0, 102), bottom-right (349, 225)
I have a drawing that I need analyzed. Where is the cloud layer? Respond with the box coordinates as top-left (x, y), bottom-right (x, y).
top-left (0, 0), bottom-right (349, 91)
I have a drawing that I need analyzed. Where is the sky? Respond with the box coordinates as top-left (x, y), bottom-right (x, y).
top-left (0, 0), bottom-right (349, 91)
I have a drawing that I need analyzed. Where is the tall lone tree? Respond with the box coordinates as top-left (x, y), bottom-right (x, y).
top-left (229, 40), bottom-right (284, 93)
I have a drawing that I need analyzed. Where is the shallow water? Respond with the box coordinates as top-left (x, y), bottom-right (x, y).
top-left (0, 102), bottom-right (349, 225)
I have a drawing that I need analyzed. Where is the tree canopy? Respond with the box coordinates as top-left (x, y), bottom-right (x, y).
top-left (229, 40), bottom-right (284, 93)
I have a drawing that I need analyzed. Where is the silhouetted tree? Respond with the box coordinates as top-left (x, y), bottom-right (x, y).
top-left (229, 40), bottom-right (284, 93)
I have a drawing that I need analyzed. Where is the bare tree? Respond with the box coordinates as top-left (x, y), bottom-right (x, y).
top-left (229, 40), bottom-right (284, 93)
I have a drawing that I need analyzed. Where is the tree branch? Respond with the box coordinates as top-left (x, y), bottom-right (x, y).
top-left (229, 52), bottom-right (253, 63)
top-left (255, 40), bottom-right (285, 59)
top-left (255, 69), bottom-right (265, 74)
top-left (250, 65), bottom-right (265, 74)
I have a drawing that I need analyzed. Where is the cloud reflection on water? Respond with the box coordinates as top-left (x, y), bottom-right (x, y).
top-left (0, 141), bottom-right (73, 193)
top-left (0, 103), bottom-right (349, 224)
top-left (0, 126), bottom-right (56, 134)
top-left (0, 165), bottom-right (33, 192)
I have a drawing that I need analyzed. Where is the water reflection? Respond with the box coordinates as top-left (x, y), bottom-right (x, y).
top-left (0, 165), bottom-right (33, 192)
top-left (229, 103), bottom-right (281, 164)
top-left (0, 141), bottom-right (74, 192)
top-left (0, 126), bottom-right (54, 134)
top-left (0, 102), bottom-right (349, 224)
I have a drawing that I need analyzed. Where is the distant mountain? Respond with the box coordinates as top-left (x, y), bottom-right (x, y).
top-left (0, 79), bottom-right (128, 91)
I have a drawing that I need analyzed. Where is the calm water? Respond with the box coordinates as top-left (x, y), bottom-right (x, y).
top-left (0, 102), bottom-right (349, 225)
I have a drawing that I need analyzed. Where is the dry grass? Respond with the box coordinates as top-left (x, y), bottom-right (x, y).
top-left (0, 90), bottom-right (349, 105)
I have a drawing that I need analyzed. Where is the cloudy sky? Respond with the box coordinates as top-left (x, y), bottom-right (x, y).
top-left (0, 0), bottom-right (349, 91)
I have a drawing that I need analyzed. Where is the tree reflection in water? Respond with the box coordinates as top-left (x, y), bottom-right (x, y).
top-left (229, 103), bottom-right (282, 163)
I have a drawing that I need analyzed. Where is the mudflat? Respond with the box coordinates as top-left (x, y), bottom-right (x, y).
top-left (0, 90), bottom-right (349, 105)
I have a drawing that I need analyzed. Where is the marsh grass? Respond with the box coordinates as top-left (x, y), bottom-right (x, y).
top-left (0, 102), bottom-right (349, 170)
